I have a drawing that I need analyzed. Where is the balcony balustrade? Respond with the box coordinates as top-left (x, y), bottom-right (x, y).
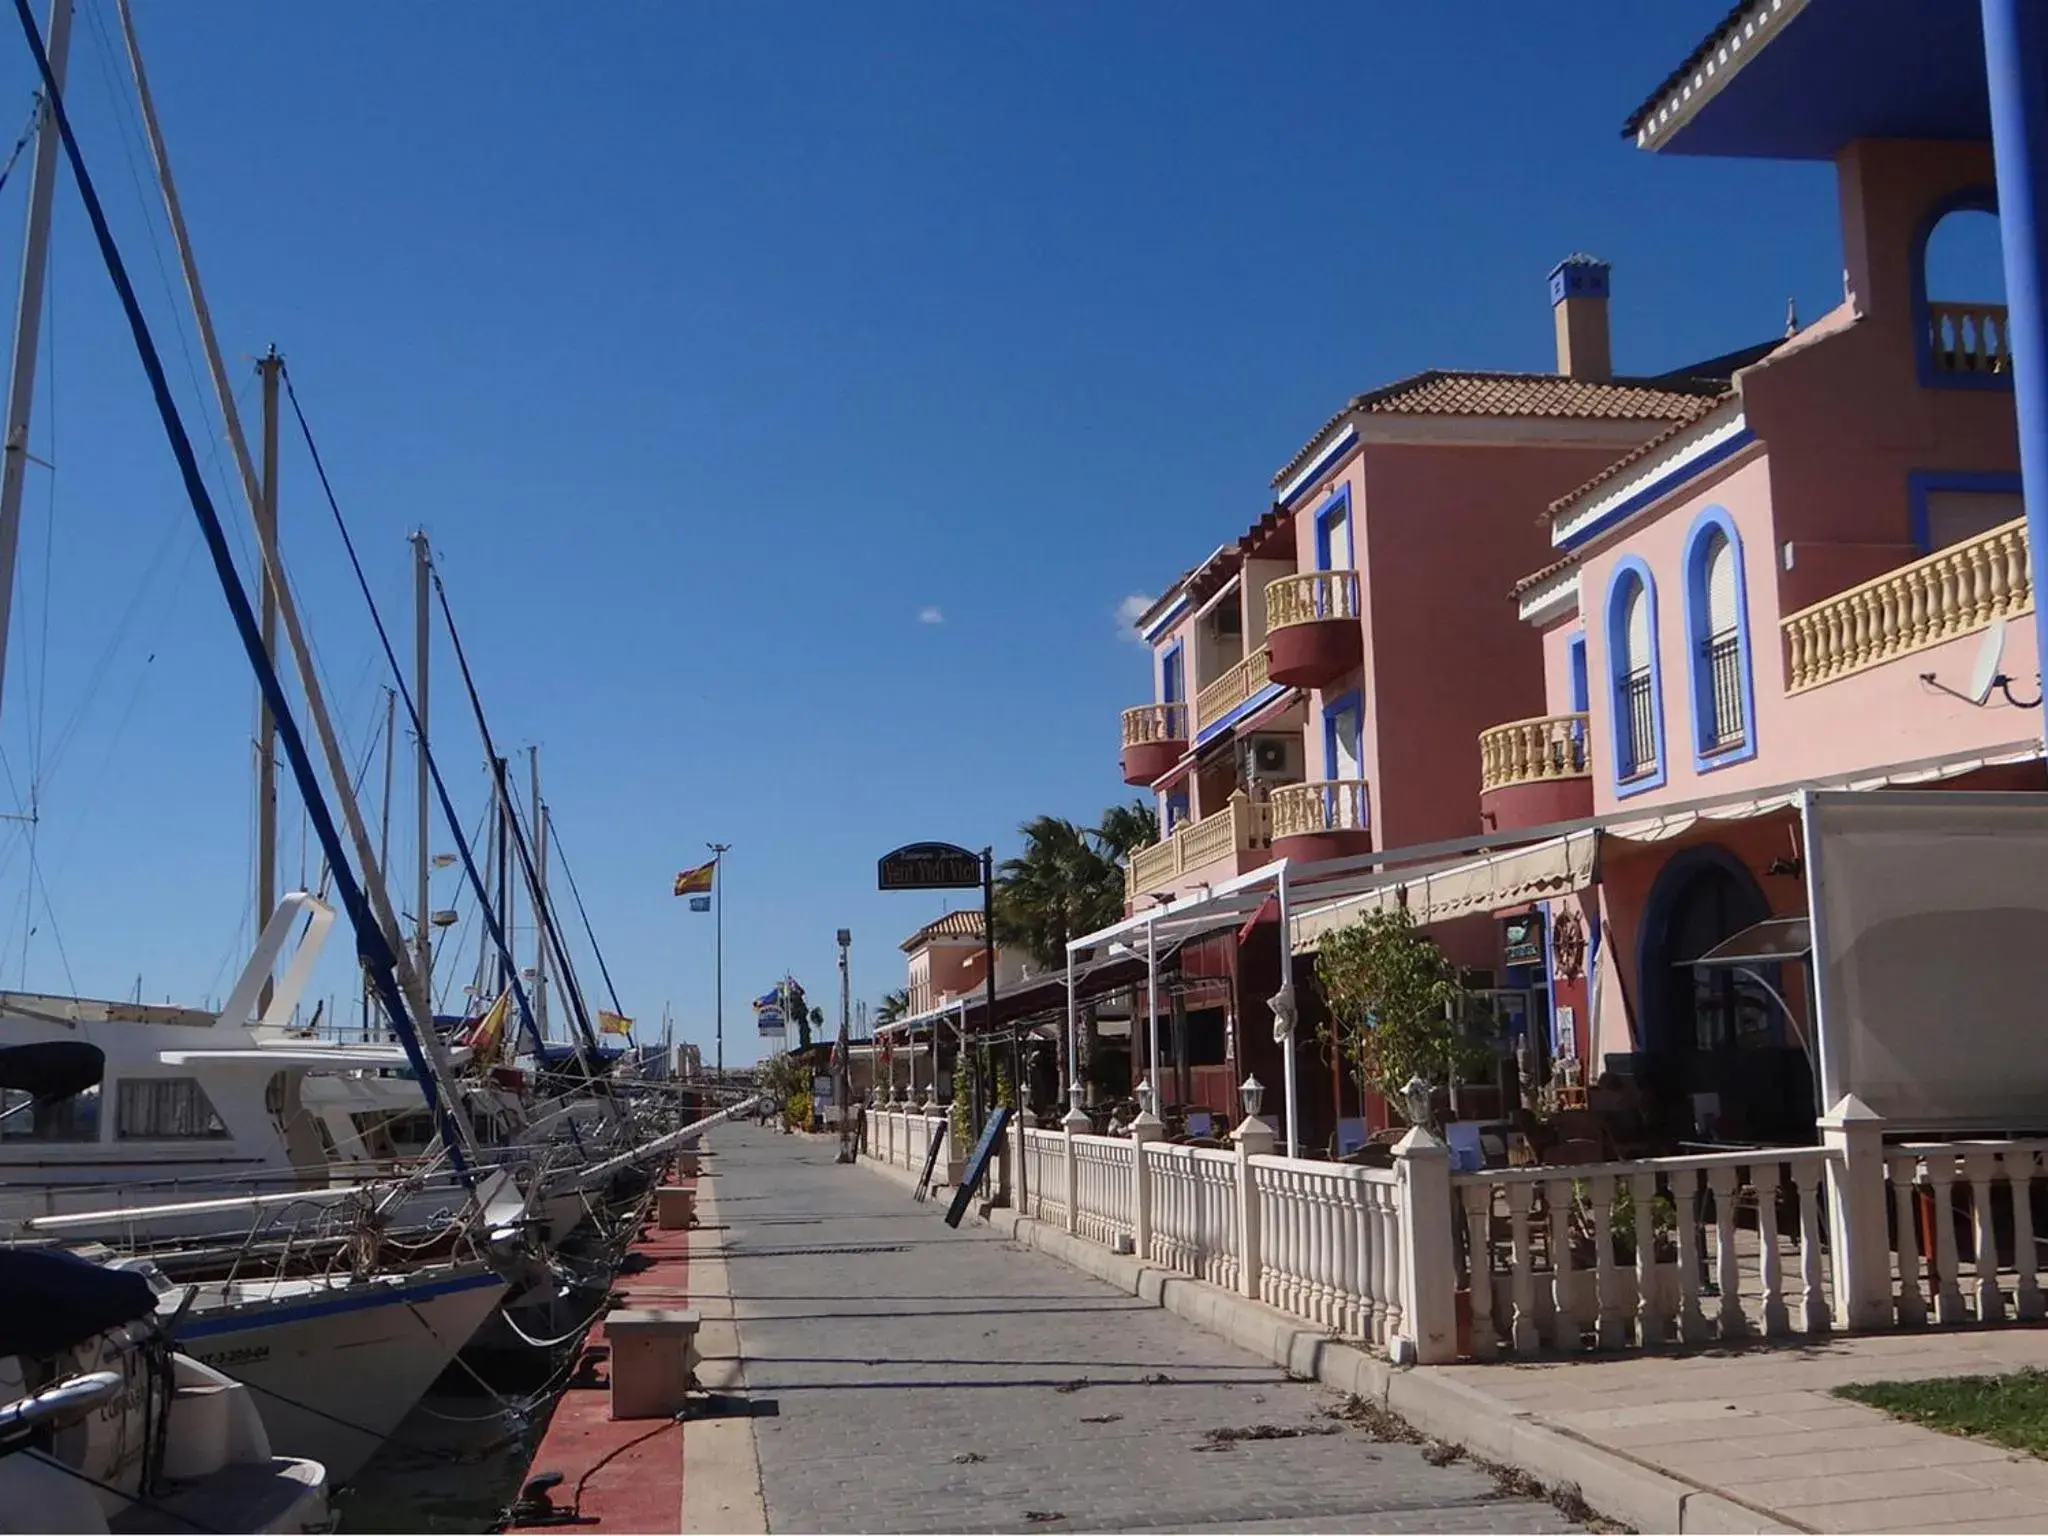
top-left (1928, 302), bottom-right (2010, 377)
top-left (1782, 517), bottom-right (2031, 693)
top-left (1119, 702), bottom-right (1189, 786)
top-left (1194, 646), bottom-right (1272, 735)
top-left (1477, 713), bottom-right (1592, 832)
top-left (1268, 779), bottom-right (1372, 862)
top-left (1123, 791), bottom-right (1272, 907)
top-left (1265, 571), bottom-right (1363, 689)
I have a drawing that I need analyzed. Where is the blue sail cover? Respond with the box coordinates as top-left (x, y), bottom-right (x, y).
top-left (0, 1249), bottom-right (155, 1359)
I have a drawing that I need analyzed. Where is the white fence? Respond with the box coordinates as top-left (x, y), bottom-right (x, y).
top-left (863, 1109), bottom-right (954, 1189)
top-left (858, 1101), bottom-right (2048, 1366)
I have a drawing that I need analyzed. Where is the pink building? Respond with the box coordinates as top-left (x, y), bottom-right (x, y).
top-left (1448, 70), bottom-right (2041, 1152)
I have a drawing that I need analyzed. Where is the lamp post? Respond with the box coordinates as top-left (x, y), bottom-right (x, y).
top-left (707, 842), bottom-right (730, 1082)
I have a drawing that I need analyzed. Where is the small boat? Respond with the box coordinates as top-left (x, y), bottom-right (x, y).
top-left (0, 1248), bottom-right (327, 1534)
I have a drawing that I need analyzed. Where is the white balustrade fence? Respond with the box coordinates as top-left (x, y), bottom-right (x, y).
top-left (1251, 1156), bottom-right (1404, 1347)
top-left (1453, 1149), bottom-right (1833, 1359)
top-left (1072, 1134), bottom-right (1135, 1247)
top-left (1021, 1126), bottom-right (1068, 1227)
top-left (859, 1100), bottom-right (2048, 1366)
top-left (1147, 1143), bottom-right (1241, 1292)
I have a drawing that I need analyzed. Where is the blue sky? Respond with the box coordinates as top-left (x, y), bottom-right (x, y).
top-left (0, 2), bottom-right (1871, 1060)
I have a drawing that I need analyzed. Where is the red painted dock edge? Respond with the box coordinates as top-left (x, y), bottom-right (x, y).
top-left (507, 1165), bottom-right (694, 1533)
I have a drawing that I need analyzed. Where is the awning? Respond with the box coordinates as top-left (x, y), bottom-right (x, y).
top-left (158, 1044), bottom-right (475, 1070)
top-left (1290, 829), bottom-right (1600, 954)
top-left (1693, 915), bottom-right (1812, 968)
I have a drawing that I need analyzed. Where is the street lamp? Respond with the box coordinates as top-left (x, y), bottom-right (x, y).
top-left (1239, 1074), bottom-right (1265, 1120)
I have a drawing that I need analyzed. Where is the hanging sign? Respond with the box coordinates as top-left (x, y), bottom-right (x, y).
top-left (1502, 911), bottom-right (1546, 968)
top-left (756, 1007), bottom-right (785, 1037)
top-left (878, 842), bottom-right (982, 892)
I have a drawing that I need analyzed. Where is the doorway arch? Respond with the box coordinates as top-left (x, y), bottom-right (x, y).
top-left (1636, 844), bottom-right (1812, 1145)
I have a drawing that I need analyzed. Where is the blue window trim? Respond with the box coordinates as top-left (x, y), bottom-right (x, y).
top-left (1555, 424), bottom-right (1755, 552)
top-left (1604, 557), bottom-right (1667, 798)
top-left (1911, 184), bottom-right (2009, 392)
top-left (1159, 639), bottom-right (1185, 707)
top-left (1313, 486), bottom-right (1352, 572)
top-left (1566, 631), bottom-right (1589, 714)
top-left (1680, 506), bottom-right (1758, 773)
top-left (1906, 468), bottom-right (2025, 553)
top-left (1321, 689), bottom-right (1363, 779)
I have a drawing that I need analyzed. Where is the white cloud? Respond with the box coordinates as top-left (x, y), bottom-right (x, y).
top-left (1115, 593), bottom-right (1155, 644)
top-left (918, 606), bottom-right (945, 625)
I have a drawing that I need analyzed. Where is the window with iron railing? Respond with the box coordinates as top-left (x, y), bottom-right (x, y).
top-left (1621, 668), bottom-right (1658, 778)
top-left (1704, 630), bottom-right (1744, 750)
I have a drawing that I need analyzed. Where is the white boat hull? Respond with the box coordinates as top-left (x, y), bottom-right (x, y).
top-left (170, 1264), bottom-right (507, 1487)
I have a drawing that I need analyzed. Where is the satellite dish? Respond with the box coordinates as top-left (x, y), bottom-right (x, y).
top-left (1968, 617), bottom-right (2008, 706)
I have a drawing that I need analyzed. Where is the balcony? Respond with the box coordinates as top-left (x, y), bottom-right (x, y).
top-left (1264, 571), bottom-right (1363, 689)
top-left (1929, 302), bottom-right (2010, 378)
top-left (1478, 713), bottom-right (1591, 833)
top-left (1194, 646), bottom-right (1273, 736)
top-left (1269, 779), bottom-right (1372, 864)
top-left (1120, 703), bottom-right (1189, 787)
top-left (1124, 792), bottom-right (1272, 907)
top-left (1782, 517), bottom-right (2029, 693)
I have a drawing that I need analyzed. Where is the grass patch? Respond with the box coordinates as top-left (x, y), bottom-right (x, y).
top-left (1836, 1368), bottom-right (2048, 1459)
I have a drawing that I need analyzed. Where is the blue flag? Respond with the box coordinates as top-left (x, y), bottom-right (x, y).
top-left (689, 896), bottom-right (711, 912)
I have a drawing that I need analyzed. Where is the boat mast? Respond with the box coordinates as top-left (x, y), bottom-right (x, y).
top-left (254, 346), bottom-right (280, 1013)
top-left (375, 684), bottom-right (395, 1040)
top-left (0, 0), bottom-right (71, 738)
top-left (411, 530), bottom-right (431, 992)
top-left (112, 0), bottom-right (471, 1160)
top-left (530, 744), bottom-right (548, 1042)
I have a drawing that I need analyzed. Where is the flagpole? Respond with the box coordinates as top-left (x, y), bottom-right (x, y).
top-left (708, 842), bottom-right (730, 1083)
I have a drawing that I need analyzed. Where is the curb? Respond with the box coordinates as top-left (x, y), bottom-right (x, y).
top-left (872, 1163), bottom-right (1800, 1536)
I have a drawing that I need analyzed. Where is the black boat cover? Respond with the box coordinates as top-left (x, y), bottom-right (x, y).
top-left (0, 1248), bottom-right (156, 1359)
top-left (0, 1041), bottom-right (104, 1101)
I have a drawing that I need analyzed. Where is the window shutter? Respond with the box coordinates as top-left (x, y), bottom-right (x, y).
top-left (1705, 533), bottom-right (1738, 637)
top-left (1624, 582), bottom-right (1650, 672)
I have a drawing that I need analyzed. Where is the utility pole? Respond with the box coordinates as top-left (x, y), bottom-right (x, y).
top-left (708, 841), bottom-right (731, 1082)
top-left (411, 531), bottom-right (432, 993)
top-left (836, 928), bottom-right (854, 1163)
top-left (253, 346), bottom-right (281, 1016)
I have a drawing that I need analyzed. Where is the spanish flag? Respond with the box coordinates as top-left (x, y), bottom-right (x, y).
top-left (598, 1010), bottom-right (635, 1036)
top-left (674, 860), bottom-right (717, 897)
top-left (461, 988), bottom-right (512, 1068)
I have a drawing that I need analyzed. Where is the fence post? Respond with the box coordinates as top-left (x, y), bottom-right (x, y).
top-left (1131, 1118), bottom-right (1163, 1260)
top-left (1821, 1093), bottom-right (1892, 1330)
top-left (1392, 1126), bottom-right (1458, 1365)
top-left (1062, 1102), bottom-right (1086, 1235)
top-left (1233, 1112), bottom-right (1275, 1299)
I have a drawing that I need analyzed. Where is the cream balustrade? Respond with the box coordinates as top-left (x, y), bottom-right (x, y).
top-left (1120, 702), bottom-right (1188, 749)
top-left (1194, 646), bottom-right (1273, 734)
top-left (1883, 1140), bottom-right (2048, 1327)
top-left (1266, 570), bottom-right (1361, 631)
top-left (1147, 1143), bottom-right (1242, 1292)
top-left (1478, 714), bottom-right (1589, 791)
top-left (1452, 1148), bottom-right (1835, 1358)
top-left (1123, 791), bottom-right (1273, 905)
top-left (1782, 517), bottom-right (2031, 692)
top-left (1072, 1134), bottom-right (1135, 1247)
top-left (1268, 780), bottom-right (1370, 841)
top-left (1929, 302), bottom-right (2010, 376)
top-left (1020, 1126), bottom-right (1068, 1227)
top-left (1251, 1156), bottom-right (1405, 1347)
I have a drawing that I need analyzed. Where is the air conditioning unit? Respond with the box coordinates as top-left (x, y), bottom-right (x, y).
top-left (1247, 733), bottom-right (1298, 780)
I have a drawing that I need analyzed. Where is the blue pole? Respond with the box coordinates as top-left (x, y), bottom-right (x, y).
top-left (1983, 0), bottom-right (2048, 739)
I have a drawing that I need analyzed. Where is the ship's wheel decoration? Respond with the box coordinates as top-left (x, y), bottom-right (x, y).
top-left (1551, 908), bottom-right (1587, 981)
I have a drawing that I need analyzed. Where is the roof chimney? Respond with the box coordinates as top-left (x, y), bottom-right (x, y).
top-left (1548, 254), bottom-right (1612, 382)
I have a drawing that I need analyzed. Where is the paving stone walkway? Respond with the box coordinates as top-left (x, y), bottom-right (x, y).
top-left (711, 1124), bottom-right (1585, 1535)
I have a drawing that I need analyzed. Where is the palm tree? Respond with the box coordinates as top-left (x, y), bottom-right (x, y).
top-left (876, 989), bottom-right (911, 1026)
top-left (992, 801), bottom-right (1161, 971)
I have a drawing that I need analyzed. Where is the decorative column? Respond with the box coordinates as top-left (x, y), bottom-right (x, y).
top-left (1233, 1082), bottom-right (1276, 1300)
top-left (1130, 1089), bottom-right (1164, 1261)
top-left (1983, 0), bottom-right (2048, 746)
top-left (1391, 1126), bottom-right (1458, 1365)
top-left (1820, 1094), bottom-right (1892, 1330)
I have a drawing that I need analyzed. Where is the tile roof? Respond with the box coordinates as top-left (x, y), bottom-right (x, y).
top-left (1510, 554), bottom-right (1579, 602)
top-left (1540, 390), bottom-right (1741, 526)
top-left (1269, 370), bottom-right (1727, 489)
top-left (899, 909), bottom-right (985, 952)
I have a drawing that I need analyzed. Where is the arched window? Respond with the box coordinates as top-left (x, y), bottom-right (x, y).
top-left (1914, 188), bottom-right (2008, 386)
top-left (1683, 509), bottom-right (1754, 768)
top-left (1605, 558), bottom-right (1664, 794)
